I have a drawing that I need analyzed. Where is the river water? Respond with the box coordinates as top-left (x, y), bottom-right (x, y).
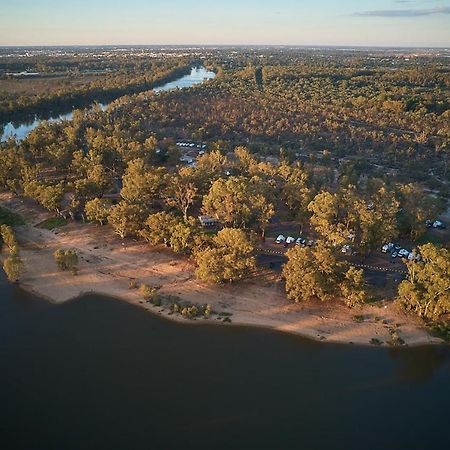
top-left (0, 271), bottom-right (449, 450)
top-left (0, 66), bottom-right (215, 142)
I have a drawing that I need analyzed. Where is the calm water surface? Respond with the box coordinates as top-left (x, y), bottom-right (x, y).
top-left (0, 271), bottom-right (449, 450)
top-left (1, 67), bottom-right (215, 142)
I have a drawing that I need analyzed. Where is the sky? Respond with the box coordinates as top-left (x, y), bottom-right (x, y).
top-left (1, 0), bottom-right (449, 47)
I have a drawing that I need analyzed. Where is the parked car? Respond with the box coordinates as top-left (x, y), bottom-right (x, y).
top-left (276, 234), bottom-right (286, 244)
top-left (286, 236), bottom-right (296, 245)
top-left (391, 252), bottom-right (398, 258)
top-left (398, 249), bottom-right (410, 257)
top-left (296, 237), bottom-right (306, 246)
top-left (341, 244), bottom-right (351, 254)
top-left (433, 220), bottom-right (446, 229)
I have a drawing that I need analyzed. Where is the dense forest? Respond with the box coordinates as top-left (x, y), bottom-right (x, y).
top-left (0, 47), bottom-right (449, 327)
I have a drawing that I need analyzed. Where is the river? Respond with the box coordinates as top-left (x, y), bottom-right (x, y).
top-left (0, 271), bottom-right (449, 450)
top-left (0, 66), bottom-right (215, 142)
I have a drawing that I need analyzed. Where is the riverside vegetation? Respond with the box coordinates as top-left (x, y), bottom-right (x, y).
top-left (0, 47), bottom-right (448, 335)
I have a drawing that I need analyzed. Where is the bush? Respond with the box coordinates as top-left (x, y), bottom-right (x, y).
top-left (139, 284), bottom-right (159, 304)
top-left (203, 304), bottom-right (212, 318)
top-left (54, 248), bottom-right (78, 274)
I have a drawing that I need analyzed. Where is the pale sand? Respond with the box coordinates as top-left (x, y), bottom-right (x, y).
top-left (1, 192), bottom-right (443, 346)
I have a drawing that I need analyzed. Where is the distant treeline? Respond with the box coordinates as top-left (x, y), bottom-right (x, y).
top-left (0, 60), bottom-right (194, 124)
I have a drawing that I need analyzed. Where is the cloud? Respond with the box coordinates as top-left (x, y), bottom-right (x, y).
top-left (355, 6), bottom-right (450, 17)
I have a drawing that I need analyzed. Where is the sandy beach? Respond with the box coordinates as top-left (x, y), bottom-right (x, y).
top-left (0, 192), bottom-right (443, 346)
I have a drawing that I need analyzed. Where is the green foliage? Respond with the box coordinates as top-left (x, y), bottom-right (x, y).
top-left (121, 159), bottom-right (167, 208)
top-left (85, 198), bottom-right (111, 225)
top-left (397, 183), bottom-right (442, 240)
top-left (23, 180), bottom-right (65, 213)
top-left (308, 191), bottom-right (346, 246)
top-left (428, 322), bottom-right (450, 342)
top-left (108, 201), bottom-right (145, 239)
top-left (139, 212), bottom-right (180, 246)
top-left (139, 284), bottom-right (160, 304)
top-left (202, 175), bottom-right (275, 232)
top-left (195, 228), bottom-right (256, 283)
top-left (282, 241), bottom-right (345, 303)
top-left (0, 224), bottom-right (19, 252)
top-left (1, 225), bottom-right (24, 282)
top-left (54, 248), bottom-right (79, 275)
top-left (165, 168), bottom-right (198, 221)
top-left (169, 222), bottom-right (194, 254)
top-left (398, 244), bottom-right (450, 320)
top-left (37, 216), bottom-right (67, 230)
top-left (3, 254), bottom-right (24, 282)
top-left (340, 267), bottom-right (368, 307)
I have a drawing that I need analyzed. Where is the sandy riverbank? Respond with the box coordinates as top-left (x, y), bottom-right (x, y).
top-left (1, 192), bottom-right (443, 346)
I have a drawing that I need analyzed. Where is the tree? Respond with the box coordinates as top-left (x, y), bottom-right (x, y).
top-left (354, 186), bottom-right (399, 252)
top-left (193, 150), bottom-right (228, 193)
top-left (308, 191), bottom-right (347, 246)
top-left (202, 176), bottom-right (274, 232)
top-left (23, 180), bottom-right (65, 214)
top-left (108, 201), bottom-right (144, 239)
top-left (1, 224), bottom-right (18, 252)
top-left (54, 248), bottom-right (79, 275)
top-left (234, 146), bottom-right (258, 175)
top-left (340, 267), bottom-right (368, 307)
top-left (282, 241), bottom-right (344, 303)
top-left (139, 212), bottom-right (180, 246)
top-left (195, 228), bottom-right (256, 283)
top-left (170, 222), bottom-right (195, 254)
top-left (121, 158), bottom-right (167, 208)
top-left (1, 225), bottom-right (24, 282)
top-left (84, 198), bottom-right (111, 225)
top-left (279, 162), bottom-right (311, 227)
top-left (202, 176), bottom-right (252, 227)
top-left (166, 168), bottom-right (198, 221)
top-left (398, 183), bottom-right (441, 240)
top-left (252, 193), bottom-right (274, 239)
top-left (398, 244), bottom-right (450, 320)
top-left (3, 254), bottom-right (24, 282)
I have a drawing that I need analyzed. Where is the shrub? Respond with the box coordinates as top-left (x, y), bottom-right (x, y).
top-left (54, 248), bottom-right (78, 274)
top-left (139, 284), bottom-right (159, 304)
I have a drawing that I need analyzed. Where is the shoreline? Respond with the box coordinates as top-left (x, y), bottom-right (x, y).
top-left (17, 283), bottom-right (447, 349)
top-left (1, 192), bottom-right (444, 348)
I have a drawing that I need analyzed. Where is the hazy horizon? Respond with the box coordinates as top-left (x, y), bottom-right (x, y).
top-left (1, 0), bottom-right (450, 48)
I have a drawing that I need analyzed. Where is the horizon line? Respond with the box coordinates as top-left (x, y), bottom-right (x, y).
top-left (0, 43), bottom-right (449, 50)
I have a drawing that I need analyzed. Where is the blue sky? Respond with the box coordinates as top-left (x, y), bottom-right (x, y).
top-left (1, 0), bottom-right (449, 47)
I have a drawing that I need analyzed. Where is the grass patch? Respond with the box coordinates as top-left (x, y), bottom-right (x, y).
top-left (36, 216), bottom-right (67, 230)
top-left (0, 207), bottom-right (25, 226)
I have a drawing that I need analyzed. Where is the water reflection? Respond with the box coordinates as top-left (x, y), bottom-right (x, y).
top-left (389, 346), bottom-right (450, 383)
